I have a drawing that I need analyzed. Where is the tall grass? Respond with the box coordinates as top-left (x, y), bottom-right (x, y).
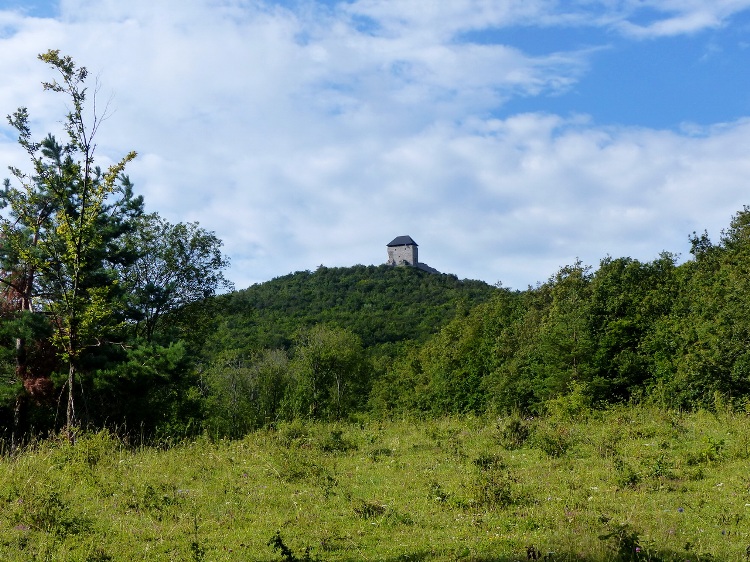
top-left (1, 405), bottom-right (748, 561)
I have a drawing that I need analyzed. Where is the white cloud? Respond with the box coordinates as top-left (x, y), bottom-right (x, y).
top-left (0, 1), bottom-right (749, 291)
top-left (608, 0), bottom-right (750, 38)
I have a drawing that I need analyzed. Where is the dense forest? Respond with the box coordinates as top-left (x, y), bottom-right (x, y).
top-left (3, 52), bottom-right (750, 448)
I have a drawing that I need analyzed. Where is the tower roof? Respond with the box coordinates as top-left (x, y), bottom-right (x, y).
top-left (387, 235), bottom-right (418, 247)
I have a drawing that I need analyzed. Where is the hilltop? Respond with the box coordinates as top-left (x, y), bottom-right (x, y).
top-left (204, 264), bottom-right (499, 355)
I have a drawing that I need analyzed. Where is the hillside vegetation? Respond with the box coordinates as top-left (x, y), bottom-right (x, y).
top-left (209, 264), bottom-right (497, 352)
top-left (7, 207), bottom-right (750, 439)
top-left (195, 205), bottom-right (750, 436)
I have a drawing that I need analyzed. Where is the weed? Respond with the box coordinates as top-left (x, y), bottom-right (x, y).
top-left (425, 425), bottom-right (458, 443)
top-left (426, 424), bottom-right (467, 458)
top-left (277, 419), bottom-right (310, 448)
top-left (126, 482), bottom-right (182, 519)
top-left (428, 480), bottom-right (450, 502)
top-left (496, 414), bottom-right (531, 450)
top-left (613, 457), bottom-right (641, 489)
top-left (686, 466), bottom-right (706, 481)
top-left (470, 455), bottom-right (517, 509)
top-left (85, 547), bottom-right (113, 562)
top-left (317, 471), bottom-right (338, 498)
top-left (384, 508), bottom-right (414, 526)
top-left (593, 428), bottom-right (622, 458)
top-left (646, 453), bottom-right (675, 481)
top-left (143, 483), bottom-right (179, 510)
top-left (472, 453), bottom-right (505, 471)
top-left (268, 530), bottom-right (315, 562)
top-left (190, 514), bottom-right (205, 562)
top-left (532, 424), bottom-right (573, 458)
top-left (273, 449), bottom-right (324, 482)
top-left (318, 429), bottom-right (357, 453)
top-left (686, 437), bottom-right (725, 465)
top-left (448, 433), bottom-right (468, 460)
top-left (14, 488), bottom-right (90, 537)
top-left (353, 498), bottom-right (387, 519)
top-left (369, 447), bottom-right (393, 461)
top-left (525, 544), bottom-right (555, 560)
top-left (2, 407), bottom-right (750, 560)
top-left (598, 522), bottom-right (642, 561)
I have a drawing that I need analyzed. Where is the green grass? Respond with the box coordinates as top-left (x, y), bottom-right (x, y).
top-left (1, 405), bottom-right (749, 561)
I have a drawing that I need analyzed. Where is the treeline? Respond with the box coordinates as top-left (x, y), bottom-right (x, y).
top-left (199, 206), bottom-right (750, 434)
top-left (371, 208), bottom-right (750, 416)
top-left (3, 52), bottom-right (750, 447)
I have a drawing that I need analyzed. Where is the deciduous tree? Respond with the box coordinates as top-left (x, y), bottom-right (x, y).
top-left (1, 50), bottom-right (142, 437)
top-left (121, 213), bottom-right (232, 342)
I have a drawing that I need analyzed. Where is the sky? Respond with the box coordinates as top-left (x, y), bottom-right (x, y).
top-left (1, 0), bottom-right (750, 291)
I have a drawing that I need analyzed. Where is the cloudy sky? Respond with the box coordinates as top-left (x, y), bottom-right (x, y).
top-left (1, 0), bottom-right (750, 290)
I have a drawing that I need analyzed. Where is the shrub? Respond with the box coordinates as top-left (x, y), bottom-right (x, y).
top-left (598, 522), bottom-right (642, 562)
top-left (531, 423), bottom-right (574, 458)
top-left (496, 414), bottom-right (531, 449)
top-left (353, 498), bottom-right (387, 519)
top-left (318, 429), bottom-right (357, 453)
top-left (470, 454), bottom-right (518, 509)
top-left (276, 419), bottom-right (310, 448)
top-left (13, 488), bottom-right (91, 537)
top-left (613, 457), bottom-right (641, 489)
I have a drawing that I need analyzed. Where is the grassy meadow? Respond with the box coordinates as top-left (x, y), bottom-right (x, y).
top-left (1, 404), bottom-right (749, 561)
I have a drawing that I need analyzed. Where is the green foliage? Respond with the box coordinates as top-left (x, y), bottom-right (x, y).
top-left (202, 348), bottom-right (289, 437)
top-left (530, 420), bottom-right (576, 458)
top-left (378, 288), bottom-right (523, 416)
top-left (85, 340), bottom-right (201, 438)
top-left (121, 213), bottom-right (233, 342)
top-left (587, 253), bottom-right (677, 403)
top-left (11, 54), bottom-right (750, 448)
top-left (0, 51), bottom-right (142, 431)
top-left (469, 453), bottom-right (519, 509)
top-left (207, 264), bottom-right (497, 354)
top-left (598, 522), bottom-right (642, 562)
top-left (0, 52), bottom-right (231, 443)
top-left (268, 531), bottom-right (316, 562)
top-left (318, 429), bottom-right (357, 453)
top-left (647, 207), bottom-right (750, 407)
top-left (12, 488), bottom-right (91, 537)
top-left (284, 325), bottom-right (369, 420)
top-left (495, 413), bottom-right (531, 449)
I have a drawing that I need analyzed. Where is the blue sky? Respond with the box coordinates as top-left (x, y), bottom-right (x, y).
top-left (1, 0), bottom-right (750, 290)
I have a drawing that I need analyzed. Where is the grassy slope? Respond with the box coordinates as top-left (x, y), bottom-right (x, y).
top-left (1, 406), bottom-right (748, 561)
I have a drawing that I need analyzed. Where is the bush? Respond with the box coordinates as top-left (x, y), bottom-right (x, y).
top-left (496, 414), bottom-right (531, 449)
top-left (470, 454), bottom-right (518, 509)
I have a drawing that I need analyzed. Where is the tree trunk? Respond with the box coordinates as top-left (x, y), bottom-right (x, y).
top-left (12, 336), bottom-right (27, 453)
top-left (66, 360), bottom-right (76, 443)
top-left (11, 394), bottom-right (23, 454)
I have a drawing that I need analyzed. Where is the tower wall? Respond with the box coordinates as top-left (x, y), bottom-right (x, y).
top-left (388, 244), bottom-right (417, 265)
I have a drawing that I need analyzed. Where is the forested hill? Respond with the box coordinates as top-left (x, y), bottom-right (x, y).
top-left (206, 264), bottom-right (499, 353)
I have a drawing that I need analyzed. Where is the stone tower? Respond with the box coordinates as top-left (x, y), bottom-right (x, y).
top-left (387, 235), bottom-right (418, 266)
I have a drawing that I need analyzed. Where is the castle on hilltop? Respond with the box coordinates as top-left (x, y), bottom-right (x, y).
top-left (386, 235), bottom-right (439, 273)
